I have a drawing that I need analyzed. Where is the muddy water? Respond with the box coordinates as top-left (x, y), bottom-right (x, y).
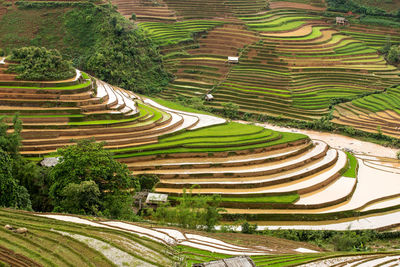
top-left (238, 121), bottom-right (398, 159)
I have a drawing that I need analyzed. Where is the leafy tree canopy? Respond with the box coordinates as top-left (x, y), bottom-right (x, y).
top-left (49, 139), bottom-right (139, 217)
top-left (63, 4), bottom-right (171, 94)
top-left (0, 116), bottom-right (32, 210)
top-left (7, 46), bottom-right (75, 81)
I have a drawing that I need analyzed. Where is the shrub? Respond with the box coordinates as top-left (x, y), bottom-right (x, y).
top-left (131, 13), bottom-right (136, 21)
top-left (7, 46), bottom-right (75, 81)
top-left (241, 221), bottom-right (257, 234)
top-left (138, 174), bottom-right (159, 190)
top-left (221, 102), bottom-right (239, 119)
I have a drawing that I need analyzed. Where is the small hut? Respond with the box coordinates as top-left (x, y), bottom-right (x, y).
top-left (205, 94), bottom-right (214, 101)
top-left (193, 256), bottom-right (256, 267)
top-left (336, 17), bottom-right (348, 25)
top-left (146, 193), bottom-right (168, 207)
top-left (228, 56), bottom-right (239, 64)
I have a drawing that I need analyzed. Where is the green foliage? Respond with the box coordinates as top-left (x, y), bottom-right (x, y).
top-left (221, 102), bottom-right (239, 119)
top-left (7, 46), bottom-right (75, 81)
top-left (0, 148), bottom-right (30, 209)
top-left (343, 152), bottom-right (358, 178)
top-left (0, 116), bottom-right (32, 210)
top-left (0, 48), bottom-right (4, 57)
top-left (386, 45), bottom-right (400, 64)
top-left (241, 221), bottom-right (258, 234)
top-left (63, 4), bottom-right (171, 95)
top-left (131, 13), bottom-right (136, 21)
top-left (262, 229), bottom-right (382, 251)
top-left (154, 190), bottom-right (224, 231)
top-left (138, 174), bottom-right (159, 190)
top-left (175, 95), bottom-right (211, 113)
top-left (49, 139), bottom-right (139, 216)
top-left (397, 150), bottom-right (400, 159)
top-left (327, 0), bottom-right (389, 17)
top-left (60, 180), bottom-right (100, 215)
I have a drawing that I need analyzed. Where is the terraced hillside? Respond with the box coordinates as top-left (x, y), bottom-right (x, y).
top-left (3, 209), bottom-right (400, 267)
top-left (333, 85), bottom-right (400, 138)
top-left (4, 54), bottom-right (399, 226)
top-left (129, 0), bottom-right (400, 123)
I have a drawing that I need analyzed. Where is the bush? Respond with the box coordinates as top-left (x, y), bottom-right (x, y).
top-left (138, 174), bottom-right (159, 190)
top-left (7, 47), bottom-right (75, 81)
top-left (241, 221), bottom-right (257, 234)
top-left (153, 190), bottom-right (224, 231)
top-left (221, 102), bottom-right (239, 119)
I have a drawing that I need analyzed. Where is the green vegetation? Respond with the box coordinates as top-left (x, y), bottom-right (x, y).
top-left (63, 4), bottom-right (170, 95)
top-left (0, 208), bottom-right (178, 266)
top-left (113, 122), bottom-right (308, 158)
top-left (153, 190), bottom-right (224, 231)
top-left (343, 152), bottom-right (358, 178)
top-left (0, 116), bottom-right (32, 210)
top-left (49, 139), bottom-right (139, 219)
top-left (6, 47), bottom-right (75, 81)
top-left (327, 0), bottom-right (395, 16)
top-left (0, 3), bottom-right (170, 95)
top-left (139, 20), bottom-right (224, 46)
top-left (261, 228), bottom-right (400, 252)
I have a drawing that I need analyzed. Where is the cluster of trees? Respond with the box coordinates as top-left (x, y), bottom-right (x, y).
top-left (6, 47), bottom-right (75, 81)
top-left (0, 116), bottom-right (140, 220)
top-left (63, 4), bottom-right (171, 95)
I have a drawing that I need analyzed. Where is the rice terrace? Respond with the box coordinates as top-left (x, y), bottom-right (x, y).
top-left (2, 0), bottom-right (400, 266)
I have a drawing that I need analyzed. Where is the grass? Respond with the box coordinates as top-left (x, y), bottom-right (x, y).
top-left (112, 122), bottom-right (308, 157)
top-left (170, 194), bottom-right (300, 204)
top-left (343, 152), bottom-right (358, 178)
top-left (0, 79), bottom-right (91, 90)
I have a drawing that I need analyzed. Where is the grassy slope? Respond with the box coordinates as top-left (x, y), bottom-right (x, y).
top-left (352, 0), bottom-right (400, 12)
top-left (0, 8), bottom-right (65, 52)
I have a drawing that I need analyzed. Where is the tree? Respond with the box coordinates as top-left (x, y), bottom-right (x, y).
top-left (0, 115), bottom-right (32, 210)
top-left (0, 148), bottom-right (31, 209)
top-left (49, 139), bottom-right (139, 216)
top-left (386, 45), bottom-right (400, 65)
top-left (60, 180), bottom-right (100, 215)
top-left (138, 174), bottom-right (159, 190)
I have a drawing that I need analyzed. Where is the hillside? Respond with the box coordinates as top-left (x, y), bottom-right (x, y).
top-left (0, 2), bottom-right (170, 95)
top-left (111, 0), bottom-right (400, 138)
top-left (1, 51), bottom-right (400, 228)
top-left (1, 1), bottom-right (400, 266)
top-left (2, 208), bottom-right (400, 267)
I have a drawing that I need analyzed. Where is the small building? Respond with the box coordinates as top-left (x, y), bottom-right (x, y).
top-left (146, 193), bottom-right (168, 205)
top-left (228, 56), bottom-right (239, 64)
top-left (193, 256), bottom-right (256, 267)
top-left (336, 17), bottom-right (348, 25)
top-left (205, 94), bottom-right (214, 101)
